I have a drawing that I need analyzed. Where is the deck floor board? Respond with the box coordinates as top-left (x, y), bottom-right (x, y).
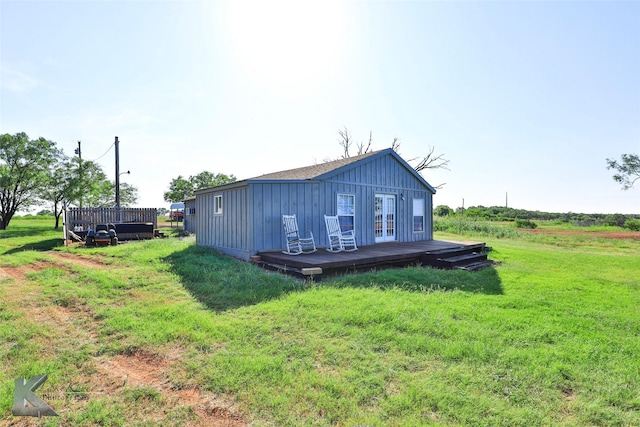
top-left (257, 240), bottom-right (486, 274)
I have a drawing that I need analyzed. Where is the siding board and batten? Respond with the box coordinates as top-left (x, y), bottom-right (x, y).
top-left (184, 197), bottom-right (196, 233)
top-left (195, 148), bottom-right (436, 261)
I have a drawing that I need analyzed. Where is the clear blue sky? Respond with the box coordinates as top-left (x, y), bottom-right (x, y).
top-left (2, 0), bottom-right (639, 214)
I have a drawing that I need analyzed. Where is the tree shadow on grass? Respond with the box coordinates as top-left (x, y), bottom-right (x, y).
top-left (165, 245), bottom-right (503, 313)
top-left (1, 238), bottom-right (65, 255)
top-left (325, 264), bottom-right (504, 295)
top-left (0, 228), bottom-right (53, 239)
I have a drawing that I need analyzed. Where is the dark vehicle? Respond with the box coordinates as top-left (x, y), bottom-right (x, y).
top-left (86, 224), bottom-right (118, 246)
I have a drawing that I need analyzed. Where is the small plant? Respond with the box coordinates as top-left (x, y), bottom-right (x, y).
top-left (514, 218), bottom-right (537, 229)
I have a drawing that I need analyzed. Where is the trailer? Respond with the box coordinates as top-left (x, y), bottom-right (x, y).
top-left (63, 207), bottom-right (158, 244)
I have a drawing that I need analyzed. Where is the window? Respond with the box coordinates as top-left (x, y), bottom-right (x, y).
top-left (337, 194), bottom-right (355, 232)
top-left (214, 195), bottom-right (223, 214)
top-left (413, 198), bottom-right (424, 232)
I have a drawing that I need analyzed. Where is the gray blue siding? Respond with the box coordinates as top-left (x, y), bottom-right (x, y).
top-left (196, 185), bottom-right (251, 259)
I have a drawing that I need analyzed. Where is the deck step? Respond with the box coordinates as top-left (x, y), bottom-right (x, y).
top-left (423, 245), bottom-right (484, 262)
top-left (454, 260), bottom-right (494, 272)
top-left (427, 243), bottom-right (485, 255)
top-left (435, 252), bottom-right (488, 269)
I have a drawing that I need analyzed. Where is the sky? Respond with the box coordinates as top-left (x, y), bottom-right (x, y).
top-left (1, 0), bottom-right (639, 214)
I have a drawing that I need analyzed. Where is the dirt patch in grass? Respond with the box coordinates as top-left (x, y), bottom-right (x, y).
top-left (0, 266), bottom-right (27, 282)
top-left (49, 251), bottom-right (111, 269)
top-left (518, 229), bottom-right (640, 240)
top-left (95, 349), bottom-right (246, 426)
top-left (0, 251), bottom-right (108, 283)
top-left (2, 251), bottom-right (247, 426)
top-left (32, 301), bottom-right (76, 328)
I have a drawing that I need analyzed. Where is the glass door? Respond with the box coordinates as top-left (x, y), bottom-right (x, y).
top-left (374, 194), bottom-right (396, 243)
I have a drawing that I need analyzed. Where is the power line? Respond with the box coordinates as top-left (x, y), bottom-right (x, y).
top-left (87, 142), bottom-right (115, 162)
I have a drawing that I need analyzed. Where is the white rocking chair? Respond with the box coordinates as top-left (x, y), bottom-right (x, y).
top-left (324, 215), bottom-right (358, 252)
top-left (282, 214), bottom-right (317, 255)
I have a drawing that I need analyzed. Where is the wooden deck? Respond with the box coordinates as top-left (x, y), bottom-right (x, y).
top-left (255, 240), bottom-right (489, 278)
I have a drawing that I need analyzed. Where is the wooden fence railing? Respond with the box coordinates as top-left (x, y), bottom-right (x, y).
top-left (63, 207), bottom-right (158, 241)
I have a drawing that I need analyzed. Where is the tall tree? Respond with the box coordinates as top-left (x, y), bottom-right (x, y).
top-left (40, 157), bottom-right (128, 228)
top-left (40, 154), bottom-right (78, 229)
top-left (190, 171), bottom-right (236, 191)
top-left (74, 160), bottom-right (114, 207)
top-left (0, 132), bottom-right (59, 229)
top-left (337, 127), bottom-right (450, 188)
top-left (607, 154), bottom-right (640, 190)
top-left (82, 180), bottom-right (138, 208)
top-left (111, 182), bottom-right (138, 207)
top-left (163, 175), bottom-right (191, 204)
top-left (338, 127), bottom-right (372, 158)
top-left (164, 171), bottom-right (236, 203)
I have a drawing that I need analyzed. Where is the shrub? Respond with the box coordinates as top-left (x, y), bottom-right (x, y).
top-left (624, 219), bottom-right (640, 231)
top-left (434, 205), bottom-right (454, 217)
top-left (433, 217), bottom-right (521, 239)
top-left (514, 219), bottom-right (537, 229)
top-left (607, 214), bottom-right (628, 228)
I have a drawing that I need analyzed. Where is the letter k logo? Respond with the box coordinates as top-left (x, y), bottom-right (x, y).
top-left (13, 374), bottom-right (59, 417)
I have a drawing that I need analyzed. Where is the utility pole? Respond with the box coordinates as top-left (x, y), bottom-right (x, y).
top-left (506, 192), bottom-right (508, 209)
top-left (459, 198), bottom-right (465, 233)
top-left (115, 136), bottom-right (120, 209)
top-left (75, 141), bottom-right (82, 207)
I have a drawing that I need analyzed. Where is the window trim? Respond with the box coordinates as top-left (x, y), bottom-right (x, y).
top-left (337, 193), bottom-right (355, 232)
top-left (214, 195), bottom-right (223, 215)
top-left (413, 198), bottom-right (425, 233)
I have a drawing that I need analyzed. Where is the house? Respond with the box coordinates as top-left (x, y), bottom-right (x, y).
top-left (194, 148), bottom-right (436, 261)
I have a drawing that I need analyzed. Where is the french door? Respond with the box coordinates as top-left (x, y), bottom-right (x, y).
top-left (374, 194), bottom-right (396, 243)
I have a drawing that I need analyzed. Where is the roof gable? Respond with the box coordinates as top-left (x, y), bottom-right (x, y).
top-left (197, 148), bottom-right (436, 194)
top-left (313, 148), bottom-right (436, 193)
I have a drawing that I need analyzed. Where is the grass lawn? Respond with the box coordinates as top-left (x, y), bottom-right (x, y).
top-left (1, 217), bottom-right (639, 426)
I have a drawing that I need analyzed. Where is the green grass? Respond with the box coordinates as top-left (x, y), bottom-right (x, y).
top-left (1, 217), bottom-right (639, 425)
